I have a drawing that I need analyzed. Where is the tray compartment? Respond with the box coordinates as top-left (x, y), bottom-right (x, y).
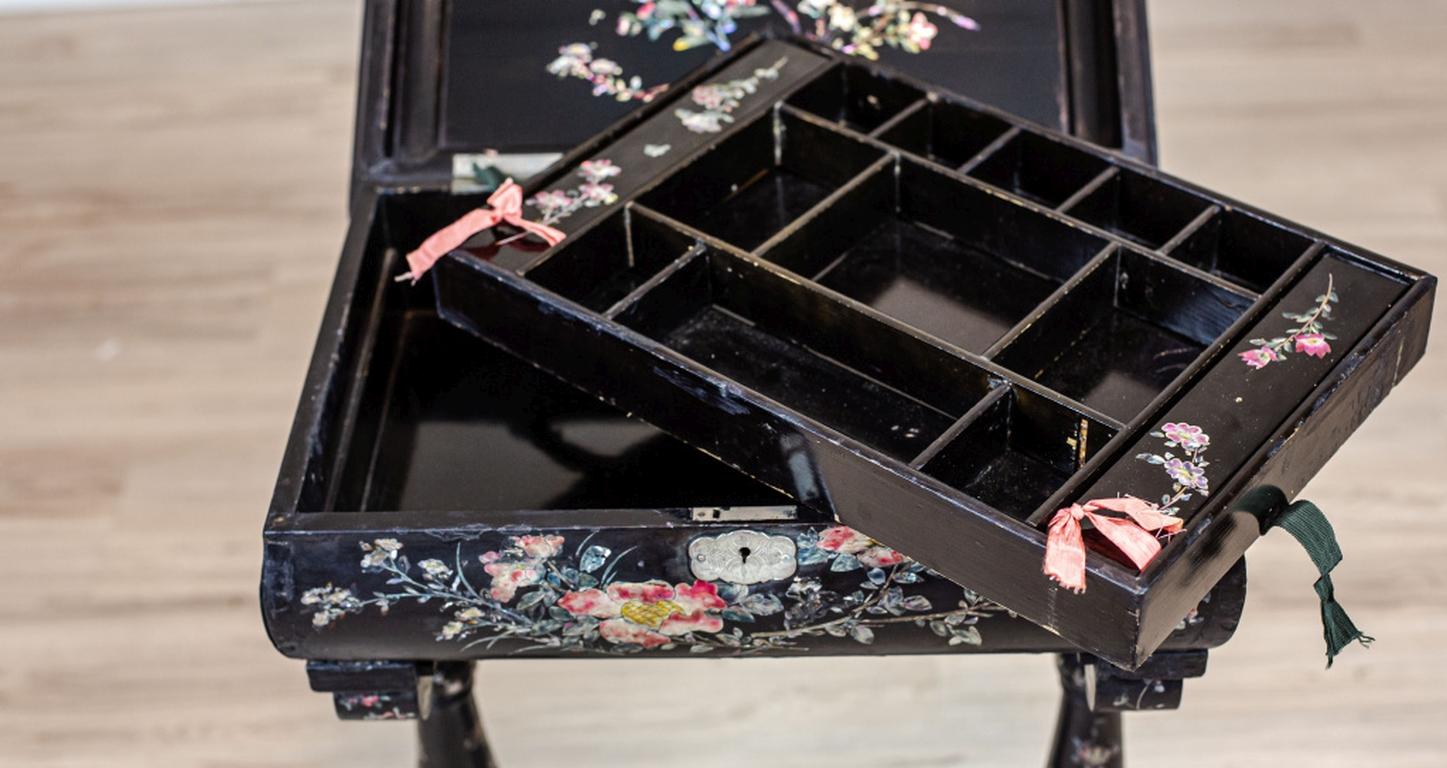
top-left (1166, 208), bottom-right (1315, 293)
top-left (918, 388), bottom-right (1119, 520)
top-left (522, 209), bottom-right (693, 312)
top-left (343, 311), bottom-right (789, 512)
top-left (967, 131), bottom-right (1111, 207)
top-left (638, 110), bottom-right (883, 250)
top-left (876, 99), bottom-right (1011, 167)
top-left (1063, 168), bottom-right (1213, 249)
top-left (761, 158), bottom-right (1112, 353)
top-left (786, 62), bottom-right (923, 132)
top-left (995, 249), bottom-right (1253, 421)
top-left (614, 249), bottom-right (992, 461)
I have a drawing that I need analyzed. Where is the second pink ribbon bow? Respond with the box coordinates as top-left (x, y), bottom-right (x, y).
top-left (1043, 496), bottom-right (1184, 593)
top-left (398, 178), bottom-right (567, 284)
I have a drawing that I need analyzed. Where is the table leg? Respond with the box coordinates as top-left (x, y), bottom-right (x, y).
top-left (1047, 654), bottom-right (1123, 768)
top-left (417, 662), bottom-right (496, 768)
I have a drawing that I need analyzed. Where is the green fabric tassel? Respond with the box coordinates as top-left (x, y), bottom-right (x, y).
top-left (1270, 500), bottom-right (1374, 667)
top-left (470, 162), bottom-right (506, 192)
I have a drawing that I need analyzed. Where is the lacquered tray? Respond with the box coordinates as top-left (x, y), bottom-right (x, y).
top-left (426, 40), bottom-right (1434, 667)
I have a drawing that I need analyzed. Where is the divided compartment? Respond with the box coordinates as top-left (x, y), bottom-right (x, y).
top-left (918, 387), bottom-right (1119, 520)
top-left (786, 62), bottom-right (924, 132)
top-left (638, 110), bottom-right (884, 250)
top-left (522, 209), bottom-right (694, 312)
top-left (967, 130), bottom-right (1111, 207)
top-left (1166, 208), bottom-right (1316, 293)
top-left (994, 248), bottom-right (1254, 422)
top-left (876, 99), bottom-right (1010, 168)
top-left (614, 247), bottom-right (992, 461)
top-left (760, 158), bottom-right (1112, 353)
top-left (1063, 167), bottom-right (1214, 249)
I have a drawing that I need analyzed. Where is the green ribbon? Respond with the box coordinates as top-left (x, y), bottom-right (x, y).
top-left (1269, 500), bottom-right (1374, 667)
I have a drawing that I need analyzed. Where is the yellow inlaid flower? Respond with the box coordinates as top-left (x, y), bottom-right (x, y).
top-left (618, 599), bottom-right (683, 629)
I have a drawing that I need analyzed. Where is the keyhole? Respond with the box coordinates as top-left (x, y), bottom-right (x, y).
top-left (738, 546), bottom-right (752, 563)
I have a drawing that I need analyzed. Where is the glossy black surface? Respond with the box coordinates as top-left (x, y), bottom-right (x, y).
top-left (969, 130), bottom-right (1111, 207)
top-left (1031, 311), bottom-right (1201, 420)
top-left (1067, 169), bottom-right (1213, 249)
top-left (455, 230), bottom-right (553, 273)
top-left (816, 217), bottom-right (1059, 352)
top-left (618, 249), bottom-right (983, 462)
top-left (920, 389), bottom-right (1118, 519)
top-left (440, 2), bottom-right (720, 154)
top-left (526, 211), bottom-right (694, 312)
top-left (698, 170), bottom-right (834, 251)
top-left (784, 160), bottom-right (1107, 354)
top-left (667, 307), bottom-right (955, 461)
top-left (354, 312), bottom-right (789, 512)
top-left (996, 250), bottom-right (1252, 421)
top-left (442, 1), bottom-right (1059, 152)
top-left (788, 63), bottom-right (924, 132)
top-left (877, 99), bottom-right (1011, 168)
top-left (639, 110), bottom-right (882, 251)
top-left (1170, 208), bottom-right (1315, 294)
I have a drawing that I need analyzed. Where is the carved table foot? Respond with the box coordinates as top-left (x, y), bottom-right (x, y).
top-left (1048, 654), bottom-right (1123, 768)
top-left (418, 662), bottom-right (495, 768)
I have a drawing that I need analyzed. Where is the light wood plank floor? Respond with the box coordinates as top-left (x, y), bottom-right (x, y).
top-left (0, 1), bottom-right (1443, 765)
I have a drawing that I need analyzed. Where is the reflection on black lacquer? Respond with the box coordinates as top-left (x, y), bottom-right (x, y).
top-left (359, 314), bottom-right (789, 512)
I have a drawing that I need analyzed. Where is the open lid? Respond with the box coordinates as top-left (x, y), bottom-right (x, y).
top-left (351, 0), bottom-right (1155, 198)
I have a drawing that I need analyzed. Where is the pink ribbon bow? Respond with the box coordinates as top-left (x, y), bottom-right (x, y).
top-left (1043, 496), bottom-right (1184, 593)
top-left (398, 178), bottom-right (567, 283)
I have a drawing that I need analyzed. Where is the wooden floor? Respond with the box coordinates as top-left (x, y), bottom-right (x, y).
top-left (1, 1), bottom-right (1444, 765)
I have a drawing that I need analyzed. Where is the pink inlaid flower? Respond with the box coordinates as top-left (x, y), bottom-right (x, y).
top-left (1160, 422), bottom-right (1209, 451)
top-left (579, 158), bottom-right (621, 182)
top-left (817, 525), bottom-right (874, 554)
top-left (512, 534), bottom-right (564, 560)
top-left (557, 587), bottom-right (619, 619)
top-left (606, 580), bottom-right (675, 603)
top-left (482, 560), bottom-right (544, 603)
top-left (528, 190), bottom-right (571, 216)
top-left (857, 546), bottom-right (905, 568)
top-left (672, 580), bottom-right (727, 613)
top-left (577, 181), bottom-right (617, 206)
top-left (905, 13), bottom-right (939, 50)
top-left (660, 610), bottom-right (724, 636)
top-left (1294, 333), bottom-right (1331, 358)
top-left (1238, 346), bottom-right (1282, 369)
top-left (1163, 458), bottom-right (1208, 492)
top-left (599, 618), bottom-right (671, 649)
top-left (691, 85), bottom-right (727, 110)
